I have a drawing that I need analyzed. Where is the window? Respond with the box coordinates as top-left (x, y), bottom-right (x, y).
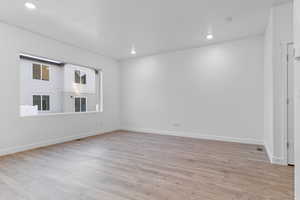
top-left (75, 70), bottom-right (81, 84)
top-left (74, 70), bottom-right (86, 84)
top-left (81, 73), bottom-right (86, 84)
top-left (42, 65), bottom-right (49, 81)
top-left (81, 98), bottom-right (86, 112)
top-left (33, 64), bottom-right (41, 79)
top-left (42, 96), bottom-right (50, 111)
top-left (75, 97), bottom-right (87, 112)
top-left (20, 54), bottom-right (102, 116)
top-left (33, 95), bottom-right (50, 111)
top-left (32, 64), bottom-right (50, 81)
top-left (33, 95), bottom-right (41, 110)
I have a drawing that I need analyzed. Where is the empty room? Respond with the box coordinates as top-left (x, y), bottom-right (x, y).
top-left (0, 0), bottom-right (299, 199)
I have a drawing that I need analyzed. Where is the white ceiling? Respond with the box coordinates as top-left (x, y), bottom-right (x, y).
top-left (0, 0), bottom-right (291, 60)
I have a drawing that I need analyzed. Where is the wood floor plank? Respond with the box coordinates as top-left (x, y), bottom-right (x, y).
top-left (0, 131), bottom-right (294, 200)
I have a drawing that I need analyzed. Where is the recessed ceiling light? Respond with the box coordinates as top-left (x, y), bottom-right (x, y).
top-left (206, 34), bottom-right (214, 40)
top-left (25, 2), bottom-right (36, 10)
top-left (131, 47), bottom-right (136, 55)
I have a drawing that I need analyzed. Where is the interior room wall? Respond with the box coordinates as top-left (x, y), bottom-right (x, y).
top-left (293, 0), bottom-right (300, 198)
top-left (295, 56), bottom-right (300, 200)
top-left (263, 2), bottom-right (293, 165)
top-left (120, 35), bottom-right (264, 144)
top-left (0, 22), bottom-right (120, 156)
top-left (264, 11), bottom-right (274, 160)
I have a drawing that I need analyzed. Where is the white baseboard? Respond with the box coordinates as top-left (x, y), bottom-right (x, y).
top-left (264, 142), bottom-right (273, 162)
top-left (3, 128), bottom-right (280, 165)
top-left (264, 142), bottom-right (286, 165)
top-left (122, 127), bottom-right (263, 145)
top-left (271, 157), bottom-right (286, 165)
top-left (0, 129), bottom-right (118, 157)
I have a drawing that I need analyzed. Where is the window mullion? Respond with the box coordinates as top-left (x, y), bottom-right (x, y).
top-left (40, 95), bottom-right (43, 111)
top-left (80, 71), bottom-right (82, 84)
top-left (40, 65), bottom-right (42, 80)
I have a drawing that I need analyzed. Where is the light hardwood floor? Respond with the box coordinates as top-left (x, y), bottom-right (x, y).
top-left (0, 131), bottom-right (294, 200)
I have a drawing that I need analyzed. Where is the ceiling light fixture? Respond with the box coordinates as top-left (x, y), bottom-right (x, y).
top-left (25, 2), bottom-right (36, 10)
top-left (206, 34), bottom-right (214, 40)
top-left (131, 46), bottom-right (136, 55)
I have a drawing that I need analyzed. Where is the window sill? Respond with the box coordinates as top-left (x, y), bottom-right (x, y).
top-left (20, 111), bottom-right (101, 118)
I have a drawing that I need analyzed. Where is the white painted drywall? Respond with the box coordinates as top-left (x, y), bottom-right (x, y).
top-left (295, 61), bottom-right (300, 200)
top-left (263, 10), bottom-right (274, 160)
top-left (0, 22), bottom-right (120, 155)
top-left (295, 0), bottom-right (300, 58)
top-left (120, 36), bottom-right (264, 144)
top-left (295, 60), bottom-right (300, 199)
top-left (273, 2), bottom-right (293, 164)
top-left (263, 2), bottom-right (293, 164)
top-left (294, 0), bottom-right (300, 198)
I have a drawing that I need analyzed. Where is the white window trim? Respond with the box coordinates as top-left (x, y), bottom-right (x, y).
top-left (74, 70), bottom-right (87, 85)
top-left (20, 53), bottom-right (103, 117)
top-left (74, 96), bottom-right (87, 113)
top-left (33, 95), bottom-right (50, 112)
top-left (20, 111), bottom-right (99, 118)
top-left (33, 63), bottom-right (50, 81)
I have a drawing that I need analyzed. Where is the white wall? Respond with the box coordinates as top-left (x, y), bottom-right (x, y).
top-left (264, 11), bottom-right (274, 160)
top-left (263, 2), bottom-right (293, 164)
top-left (0, 22), bottom-right (120, 156)
top-left (295, 0), bottom-right (300, 58)
top-left (295, 58), bottom-right (300, 200)
top-left (273, 2), bottom-right (293, 164)
top-left (294, 0), bottom-right (300, 198)
top-left (120, 36), bottom-right (264, 144)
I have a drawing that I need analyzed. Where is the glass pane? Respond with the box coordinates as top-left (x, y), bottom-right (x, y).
top-left (42, 65), bottom-right (49, 81)
top-left (20, 56), bottom-right (101, 116)
top-left (75, 70), bottom-right (80, 84)
top-left (33, 95), bottom-right (41, 110)
top-left (32, 64), bottom-right (41, 80)
top-left (75, 98), bottom-right (81, 112)
top-left (42, 96), bottom-right (50, 111)
top-left (81, 98), bottom-right (86, 112)
top-left (81, 74), bottom-right (86, 84)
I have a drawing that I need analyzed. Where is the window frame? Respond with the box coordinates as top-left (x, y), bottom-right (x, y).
top-left (32, 95), bottom-right (50, 112)
top-left (41, 95), bottom-right (50, 111)
top-left (32, 63), bottom-right (50, 81)
top-left (74, 96), bottom-right (87, 113)
top-left (20, 53), bottom-right (103, 117)
top-left (33, 95), bottom-right (41, 111)
top-left (74, 70), bottom-right (87, 85)
top-left (74, 70), bottom-right (81, 84)
top-left (81, 73), bottom-right (87, 84)
top-left (41, 65), bottom-right (50, 81)
top-left (32, 63), bottom-right (41, 80)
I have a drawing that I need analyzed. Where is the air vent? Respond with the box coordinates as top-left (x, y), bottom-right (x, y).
top-left (256, 147), bottom-right (264, 152)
